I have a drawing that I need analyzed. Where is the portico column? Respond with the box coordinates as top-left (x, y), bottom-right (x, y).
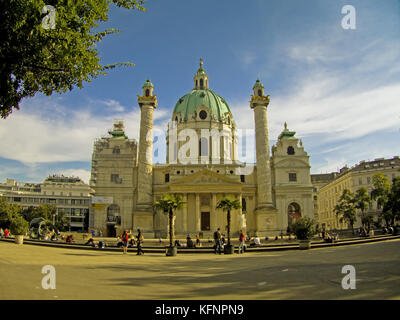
top-left (183, 193), bottom-right (188, 233)
top-left (211, 193), bottom-right (217, 232)
top-left (195, 193), bottom-right (201, 232)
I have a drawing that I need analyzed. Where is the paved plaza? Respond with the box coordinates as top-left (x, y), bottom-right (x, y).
top-left (1, 239), bottom-right (400, 300)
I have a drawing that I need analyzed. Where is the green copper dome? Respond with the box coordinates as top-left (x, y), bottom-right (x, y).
top-left (142, 79), bottom-right (154, 88)
top-left (173, 89), bottom-right (231, 122)
top-left (253, 79), bottom-right (264, 88)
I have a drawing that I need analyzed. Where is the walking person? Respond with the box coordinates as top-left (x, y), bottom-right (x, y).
top-left (213, 228), bottom-right (222, 254)
top-left (238, 230), bottom-right (246, 254)
top-left (196, 234), bottom-right (201, 247)
top-left (136, 229), bottom-right (144, 255)
top-left (121, 230), bottom-right (129, 255)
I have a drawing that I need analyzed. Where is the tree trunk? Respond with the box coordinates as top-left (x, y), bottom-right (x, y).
top-left (227, 210), bottom-right (231, 245)
top-left (169, 209), bottom-right (174, 247)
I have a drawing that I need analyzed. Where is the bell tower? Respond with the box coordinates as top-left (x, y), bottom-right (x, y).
top-left (135, 79), bottom-right (157, 236)
top-left (250, 79), bottom-right (277, 234)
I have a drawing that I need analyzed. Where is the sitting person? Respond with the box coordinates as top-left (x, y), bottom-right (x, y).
top-left (250, 236), bottom-right (261, 247)
top-left (196, 234), bottom-right (201, 247)
top-left (66, 235), bottom-right (74, 243)
top-left (116, 237), bottom-right (123, 247)
top-left (186, 237), bottom-right (195, 248)
top-left (50, 233), bottom-right (58, 241)
top-left (175, 239), bottom-right (182, 247)
top-left (85, 238), bottom-right (95, 246)
top-left (129, 237), bottom-right (136, 247)
top-left (97, 240), bottom-right (105, 248)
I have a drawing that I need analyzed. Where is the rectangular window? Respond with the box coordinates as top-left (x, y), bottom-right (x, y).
top-left (240, 175), bottom-right (245, 183)
top-left (242, 198), bottom-right (247, 212)
top-left (367, 177), bottom-right (371, 184)
top-left (111, 174), bottom-right (122, 184)
top-left (165, 173), bottom-right (170, 183)
top-left (289, 173), bottom-right (297, 182)
top-left (359, 178), bottom-right (362, 185)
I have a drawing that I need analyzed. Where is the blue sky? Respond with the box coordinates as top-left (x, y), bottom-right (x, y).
top-left (1, 0), bottom-right (399, 183)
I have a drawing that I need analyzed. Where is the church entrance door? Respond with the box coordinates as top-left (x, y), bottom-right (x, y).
top-left (201, 212), bottom-right (210, 231)
top-left (107, 224), bottom-right (116, 237)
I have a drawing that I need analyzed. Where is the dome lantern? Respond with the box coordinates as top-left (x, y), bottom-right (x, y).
top-left (193, 58), bottom-right (209, 90)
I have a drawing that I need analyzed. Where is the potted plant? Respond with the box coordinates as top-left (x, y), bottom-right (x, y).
top-left (291, 217), bottom-right (316, 250)
top-left (154, 194), bottom-right (185, 256)
top-left (10, 216), bottom-right (29, 245)
top-left (216, 197), bottom-right (241, 254)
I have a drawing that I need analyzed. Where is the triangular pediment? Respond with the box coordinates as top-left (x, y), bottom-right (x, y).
top-left (171, 169), bottom-right (241, 185)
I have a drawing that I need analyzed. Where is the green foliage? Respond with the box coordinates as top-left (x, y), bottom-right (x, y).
top-left (290, 217), bottom-right (316, 240)
top-left (384, 177), bottom-right (400, 225)
top-left (154, 194), bottom-right (185, 247)
top-left (216, 197), bottom-right (241, 212)
top-left (0, 197), bottom-right (22, 228)
top-left (335, 189), bottom-right (357, 231)
top-left (371, 172), bottom-right (391, 209)
top-left (22, 204), bottom-right (56, 222)
top-left (354, 187), bottom-right (371, 218)
top-left (10, 215), bottom-right (29, 235)
top-left (0, 0), bottom-right (146, 118)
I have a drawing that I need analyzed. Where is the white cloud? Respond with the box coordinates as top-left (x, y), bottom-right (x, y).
top-left (0, 98), bottom-right (144, 164)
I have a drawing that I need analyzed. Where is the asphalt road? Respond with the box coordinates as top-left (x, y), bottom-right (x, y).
top-left (1, 239), bottom-right (399, 300)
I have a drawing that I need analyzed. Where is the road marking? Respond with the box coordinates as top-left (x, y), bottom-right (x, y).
top-left (282, 269), bottom-right (289, 272)
top-left (258, 282), bottom-right (267, 286)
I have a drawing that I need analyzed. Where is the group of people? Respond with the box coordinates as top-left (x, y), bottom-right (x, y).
top-left (0, 228), bottom-right (10, 238)
top-left (382, 225), bottom-right (398, 235)
top-left (213, 228), bottom-right (249, 254)
top-left (119, 229), bottom-right (144, 255)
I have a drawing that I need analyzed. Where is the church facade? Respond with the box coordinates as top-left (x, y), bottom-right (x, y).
top-left (89, 61), bottom-right (314, 238)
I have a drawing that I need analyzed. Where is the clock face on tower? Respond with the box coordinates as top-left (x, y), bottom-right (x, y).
top-left (199, 110), bottom-right (207, 120)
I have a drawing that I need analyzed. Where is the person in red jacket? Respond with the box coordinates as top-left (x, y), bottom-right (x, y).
top-left (238, 230), bottom-right (246, 254)
top-left (4, 228), bottom-right (10, 237)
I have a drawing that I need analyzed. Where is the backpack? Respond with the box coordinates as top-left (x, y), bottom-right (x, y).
top-left (213, 231), bottom-right (218, 240)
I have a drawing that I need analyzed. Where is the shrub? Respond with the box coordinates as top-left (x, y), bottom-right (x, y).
top-left (291, 217), bottom-right (316, 240)
top-left (10, 216), bottom-right (29, 236)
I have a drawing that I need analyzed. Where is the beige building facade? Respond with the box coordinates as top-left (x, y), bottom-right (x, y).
top-left (90, 62), bottom-right (314, 238)
top-left (316, 156), bottom-right (400, 230)
top-left (0, 176), bottom-right (92, 231)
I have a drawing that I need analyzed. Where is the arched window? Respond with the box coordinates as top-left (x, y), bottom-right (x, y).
top-left (200, 78), bottom-right (204, 89)
top-left (287, 202), bottom-right (301, 226)
top-left (258, 89), bottom-right (262, 97)
top-left (227, 117), bottom-right (230, 125)
top-left (200, 137), bottom-right (208, 156)
top-left (287, 146), bottom-right (295, 155)
top-left (175, 116), bottom-right (178, 123)
top-left (145, 89), bottom-right (150, 97)
top-left (196, 80), bottom-right (198, 87)
top-left (107, 204), bottom-right (120, 223)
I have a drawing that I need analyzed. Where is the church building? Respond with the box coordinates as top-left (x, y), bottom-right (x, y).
top-left (89, 61), bottom-right (314, 238)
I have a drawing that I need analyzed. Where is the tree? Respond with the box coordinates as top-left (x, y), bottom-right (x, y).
top-left (354, 187), bottom-right (372, 231)
top-left (154, 194), bottom-right (185, 249)
top-left (335, 189), bottom-right (357, 234)
top-left (291, 217), bottom-right (316, 240)
top-left (0, 0), bottom-right (146, 118)
top-left (371, 172), bottom-right (391, 227)
top-left (384, 177), bottom-right (400, 226)
top-left (0, 197), bottom-right (22, 228)
top-left (216, 197), bottom-right (241, 251)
